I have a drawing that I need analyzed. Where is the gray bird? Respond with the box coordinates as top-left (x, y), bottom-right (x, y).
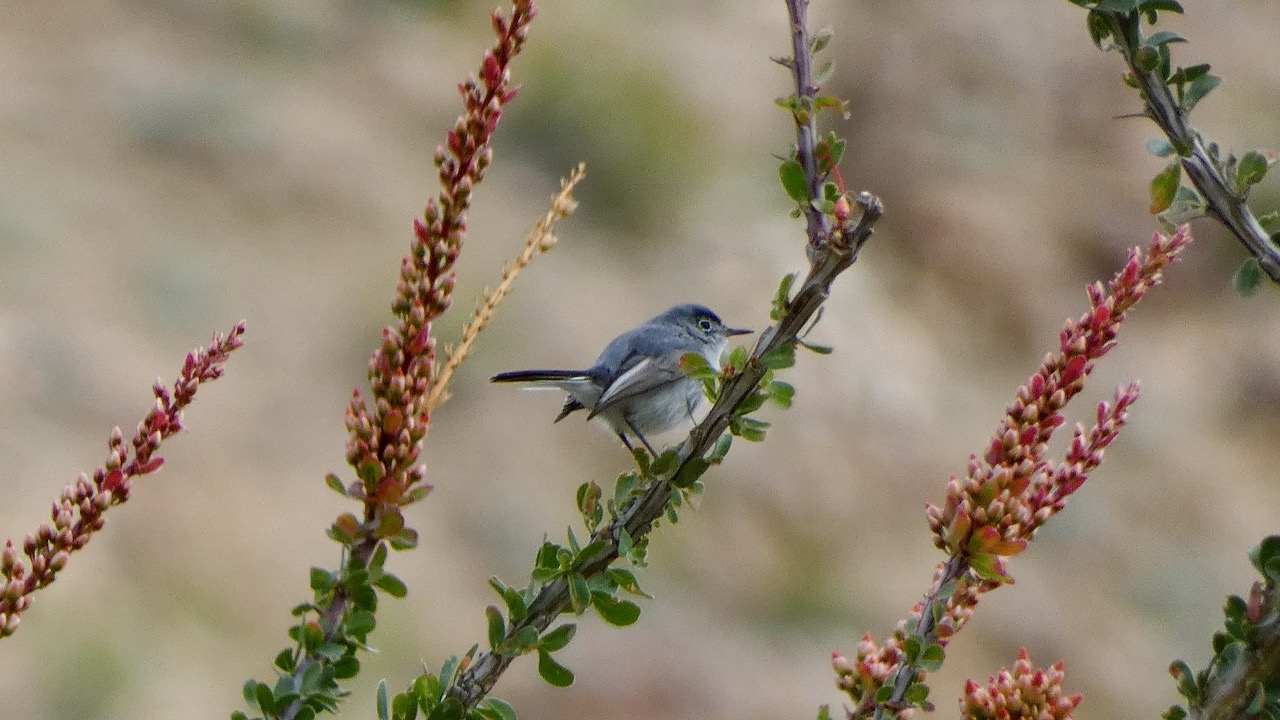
top-left (491, 304), bottom-right (750, 455)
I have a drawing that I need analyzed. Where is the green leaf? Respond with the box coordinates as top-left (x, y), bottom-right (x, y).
top-left (475, 697), bottom-right (518, 720)
top-left (274, 649), bottom-right (295, 672)
top-left (324, 473), bottom-right (348, 496)
top-left (568, 572), bottom-right (591, 614)
top-left (736, 390), bottom-right (767, 416)
top-left (1145, 138), bottom-right (1176, 157)
top-left (572, 539), bottom-right (608, 570)
top-left (731, 416), bottom-right (771, 442)
top-left (1181, 73), bottom-right (1221, 112)
top-left (310, 567), bottom-right (337, 593)
top-left (540, 623), bottom-right (577, 652)
top-left (509, 626), bottom-right (540, 654)
top-left (969, 552), bottom-right (1013, 582)
top-left (1233, 258), bottom-right (1264, 296)
top-left (441, 655), bottom-right (465, 687)
top-left (819, 132), bottom-right (847, 172)
top-left (1132, 46), bottom-right (1159, 73)
top-left (255, 681), bottom-right (277, 714)
top-left (904, 681), bottom-right (930, 705)
top-left (810, 27), bottom-right (833, 54)
top-left (347, 609), bottom-right (376, 636)
top-left (537, 649), bottom-right (575, 687)
top-left (391, 693), bottom-right (416, 719)
top-left (767, 380), bottom-right (796, 409)
top-left (1086, 10), bottom-right (1112, 49)
top-left (300, 661), bottom-right (324, 694)
top-left (708, 432), bottom-right (733, 464)
top-left (1145, 30), bottom-right (1186, 47)
top-left (614, 471), bottom-right (639, 502)
top-left (798, 339), bottom-right (833, 354)
top-left (425, 698), bottom-right (463, 720)
top-left (606, 568), bottom-right (651, 598)
top-left (242, 680), bottom-right (261, 710)
top-left (333, 654), bottom-right (360, 679)
top-left (1150, 161), bottom-right (1181, 214)
top-left (759, 342), bottom-right (797, 369)
top-left (370, 541), bottom-right (389, 572)
top-left (529, 567), bottom-right (558, 585)
top-left (1140, 0), bottom-right (1184, 13)
top-left (772, 273), bottom-right (796, 320)
top-left (814, 60), bottom-right (835, 86)
top-left (592, 592), bottom-right (642, 626)
top-left (389, 527), bottom-right (420, 551)
top-left (1174, 63), bottom-right (1211, 83)
top-left (726, 345), bottom-right (748, 373)
top-left (673, 456), bottom-right (712, 487)
top-left (1236, 151), bottom-right (1270, 192)
top-left (902, 636), bottom-right (922, 664)
top-left (1248, 535), bottom-right (1280, 583)
top-left (650, 449), bottom-right (680, 477)
top-left (491, 582), bottom-right (528, 622)
top-left (375, 573), bottom-right (408, 598)
top-left (812, 95), bottom-right (851, 119)
top-left (678, 352), bottom-right (716, 380)
top-left (317, 642), bottom-right (347, 661)
top-left (616, 527), bottom-right (634, 560)
top-left (920, 644), bottom-right (945, 671)
top-left (779, 160), bottom-right (809, 205)
top-left (485, 606), bottom-right (505, 650)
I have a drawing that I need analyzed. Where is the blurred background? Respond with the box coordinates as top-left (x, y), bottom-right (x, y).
top-left (2, 0), bottom-right (1278, 718)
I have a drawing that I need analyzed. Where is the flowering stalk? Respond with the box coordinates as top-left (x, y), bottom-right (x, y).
top-left (339, 0), bottom-right (537, 539)
top-left (960, 649), bottom-right (1082, 720)
top-left (236, 4), bottom-right (538, 720)
top-left (829, 228), bottom-right (1192, 720)
top-left (0, 322), bottom-right (246, 639)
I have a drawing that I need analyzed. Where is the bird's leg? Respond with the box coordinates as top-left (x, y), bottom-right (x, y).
top-left (625, 418), bottom-right (659, 457)
top-left (615, 432), bottom-right (636, 452)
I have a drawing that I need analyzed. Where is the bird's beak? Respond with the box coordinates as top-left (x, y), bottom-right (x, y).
top-left (726, 327), bottom-right (752, 336)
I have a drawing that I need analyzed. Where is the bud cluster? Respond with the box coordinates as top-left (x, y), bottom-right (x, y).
top-left (960, 649), bottom-right (1081, 720)
top-left (926, 228), bottom-right (1191, 564)
top-left (834, 228), bottom-right (1191, 717)
top-left (1, 322), bottom-right (245, 638)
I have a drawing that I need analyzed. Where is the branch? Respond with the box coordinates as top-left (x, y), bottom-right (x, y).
top-left (446, 3), bottom-right (880, 702)
top-left (785, 0), bottom-right (826, 250)
top-left (1168, 536), bottom-right (1280, 720)
top-left (448, 192), bottom-right (881, 708)
top-left (1092, 8), bottom-right (1280, 282)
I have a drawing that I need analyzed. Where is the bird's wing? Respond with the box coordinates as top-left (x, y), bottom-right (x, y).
top-left (588, 349), bottom-right (690, 419)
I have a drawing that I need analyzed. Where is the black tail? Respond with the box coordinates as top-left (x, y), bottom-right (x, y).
top-left (490, 369), bottom-right (588, 383)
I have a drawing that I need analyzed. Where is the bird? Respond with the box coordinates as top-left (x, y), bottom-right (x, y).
top-left (491, 303), bottom-right (750, 456)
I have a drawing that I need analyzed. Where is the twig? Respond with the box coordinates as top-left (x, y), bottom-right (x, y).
top-left (1100, 11), bottom-right (1280, 282)
top-left (424, 163), bottom-right (584, 415)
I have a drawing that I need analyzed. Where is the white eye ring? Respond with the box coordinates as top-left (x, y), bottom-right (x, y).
top-left (698, 319), bottom-right (714, 331)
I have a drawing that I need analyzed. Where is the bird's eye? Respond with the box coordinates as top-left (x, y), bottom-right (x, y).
top-left (698, 319), bottom-right (714, 331)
